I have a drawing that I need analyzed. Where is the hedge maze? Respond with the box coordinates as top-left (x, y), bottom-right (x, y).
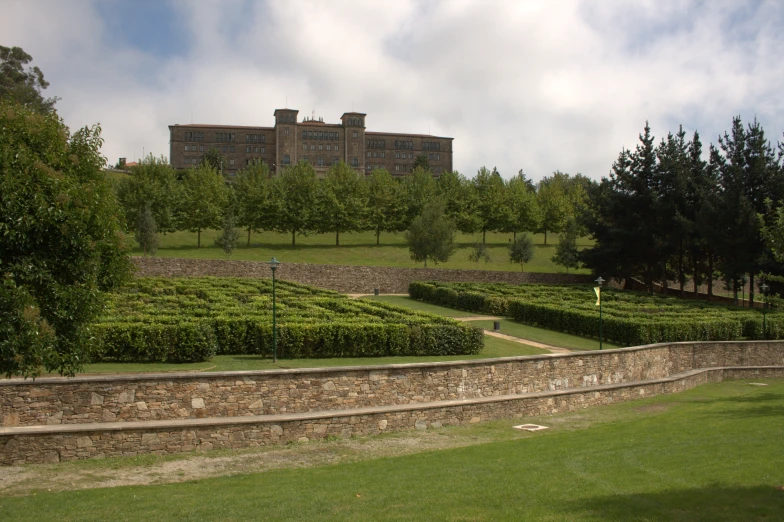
top-left (93, 278), bottom-right (483, 363)
top-left (409, 282), bottom-right (782, 346)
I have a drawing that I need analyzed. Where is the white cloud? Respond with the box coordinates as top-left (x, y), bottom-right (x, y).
top-left (2, 0), bottom-right (783, 181)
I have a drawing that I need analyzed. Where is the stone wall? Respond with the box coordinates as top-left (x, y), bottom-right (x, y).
top-left (2, 366), bottom-right (781, 465)
top-left (2, 341), bottom-right (782, 428)
top-left (132, 257), bottom-right (594, 293)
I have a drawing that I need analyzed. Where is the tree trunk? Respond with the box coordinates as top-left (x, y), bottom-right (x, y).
top-left (707, 251), bottom-right (714, 301)
top-left (521, 262), bottom-right (524, 272)
top-left (376, 227), bottom-right (380, 245)
top-left (197, 228), bottom-right (201, 248)
top-left (733, 280), bottom-right (739, 306)
top-left (247, 227), bottom-right (251, 247)
top-left (424, 258), bottom-right (427, 268)
top-left (693, 254), bottom-right (700, 299)
top-left (513, 231), bottom-right (517, 242)
top-left (291, 230), bottom-right (296, 246)
top-left (678, 242), bottom-right (685, 298)
top-left (336, 230), bottom-right (339, 246)
top-left (544, 229), bottom-right (548, 245)
top-left (748, 273), bottom-right (754, 309)
top-left (645, 264), bottom-right (653, 294)
top-left (482, 229), bottom-right (486, 244)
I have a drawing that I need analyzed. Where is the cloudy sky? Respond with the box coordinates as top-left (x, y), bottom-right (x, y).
top-left (3, 0), bottom-right (783, 181)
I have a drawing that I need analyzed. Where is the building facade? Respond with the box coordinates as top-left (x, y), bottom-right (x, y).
top-left (168, 109), bottom-right (453, 177)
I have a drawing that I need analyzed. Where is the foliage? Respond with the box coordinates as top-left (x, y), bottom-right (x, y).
top-left (93, 278), bottom-right (483, 362)
top-left (232, 161), bottom-right (275, 246)
top-left (178, 165), bottom-right (228, 247)
top-left (214, 207), bottom-right (241, 256)
top-left (536, 174), bottom-right (571, 245)
top-left (438, 170), bottom-right (481, 234)
top-left (201, 147), bottom-right (226, 173)
top-left (116, 154), bottom-right (180, 233)
top-left (405, 199), bottom-right (457, 267)
top-left (0, 46), bottom-right (58, 113)
top-left (402, 167), bottom-right (437, 229)
top-left (468, 242), bottom-right (491, 265)
top-left (412, 154), bottom-right (430, 171)
top-left (365, 168), bottom-right (404, 244)
top-left (318, 161), bottom-right (368, 245)
top-left (509, 234), bottom-right (535, 271)
top-left (135, 202), bottom-right (159, 256)
top-left (409, 281), bottom-right (783, 346)
top-left (551, 219), bottom-right (580, 272)
top-left (504, 170), bottom-right (540, 238)
top-left (473, 166), bottom-right (510, 243)
top-left (274, 161), bottom-right (318, 246)
top-left (760, 199), bottom-right (784, 263)
top-left (0, 101), bottom-right (132, 377)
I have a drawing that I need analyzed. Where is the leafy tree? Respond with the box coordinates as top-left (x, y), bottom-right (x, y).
top-left (116, 154), bottom-right (180, 234)
top-left (413, 154), bottom-right (430, 172)
top-left (473, 166), bottom-right (510, 243)
top-left (135, 202), bottom-right (159, 256)
top-left (405, 199), bottom-right (456, 267)
top-left (0, 46), bottom-right (58, 113)
top-left (761, 199), bottom-right (784, 263)
top-left (468, 242), bottom-right (491, 265)
top-left (318, 161), bottom-right (368, 245)
top-left (504, 170), bottom-right (540, 241)
top-left (202, 147), bottom-right (226, 174)
top-left (509, 234), bottom-right (535, 271)
top-left (438, 170), bottom-right (480, 234)
top-left (233, 161), bottom-right (275, 246)
top-left (551, 219), bottom-right (580, 272)
top-left (178, 165), bottom-right (228, 247)
top-left (214, 207), bottom-right (241, 256)
top-left (365, 168), bottom-right (404, 245)
top-left (0, 101), bottom-right (132, 377)
top-left (274, 160), bottom-right (318, 246)
top-left (402, 166), bottom-right (437, 229)
top-left (536, 176), bottom-right (570, 245)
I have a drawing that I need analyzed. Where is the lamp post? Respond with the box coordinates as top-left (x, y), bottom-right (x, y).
top-left (595, 276), bottom-right (605, 350)
top-left (760, 283), bottom-right (769, 340)
top-left (267, 257), bottom-right (280, 363)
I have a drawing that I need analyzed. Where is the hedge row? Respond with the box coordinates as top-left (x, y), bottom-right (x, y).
top-left (91, 278), bottom-right (484, 363)
top-left (409, 281), bottom-right (783, 346)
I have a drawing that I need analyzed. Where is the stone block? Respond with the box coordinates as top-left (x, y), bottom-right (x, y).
top-left (191, 398), bottom-right (205, 409)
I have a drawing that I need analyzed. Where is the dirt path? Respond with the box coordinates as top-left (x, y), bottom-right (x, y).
top-left (482, 330), bottom-right (572, 355)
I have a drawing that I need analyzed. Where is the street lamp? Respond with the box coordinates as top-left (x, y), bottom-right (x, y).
top-left (760, 283), bottom-right (769, 340)
top-left (595, 276), bottom-right (605, 350)
top-left (267, 257), bottom-right (281, 363)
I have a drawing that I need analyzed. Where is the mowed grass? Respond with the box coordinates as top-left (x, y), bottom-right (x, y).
top-left (467, 319), bottom-right (621, 351)
top-left (2, 379), bottom-right (782, 521)
top-left (360, 295), bottom-right (480, 317)
top-left (138, 229), bottom-right (593, 273)
top-left (69, 335), bottom-right (548, 375)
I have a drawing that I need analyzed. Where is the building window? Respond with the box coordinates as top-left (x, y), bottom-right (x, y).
top-left (335, 144), bottom-right (339, 152)
top-left (311, 144), bottom-right (316, 151)
top-left (352, 131), bottom-right (358, 138)
top-left (333, 157), bottom-right (339, 165)
top-left (436, 154), bottom-right (440, 160)
top-left (199, 145), bottom-right (205, 152)
top-left (318, 144), bottom-right (323, 151)
top-left (351, 157), bottom-right (359, 167)
top-left (302, 130), bottom-right (307, 139)
top-left (326, 144), bottom-right (332, 151)
top-left (303, 143), bottom-right (308, 150)
top-left (246, 146), bottom-right (251, 153)
top-left (317, 156), bottom-right (324, 166)
top-left (380, 152), bottom-right (385, 158)
top-left (395, 165), bottom-right (400, 172)
top-left (366, 164), bottom-right (372, 170)
top-left (284, 128), bottom-right (290, 136)
top-left (229, 159), bottom-right (235, 166)
top-left (261, 147), bottom-right (265, 154)
top-left (230, 146), bottom-right (235, 153)
top-left (409, 153), bottom-right (413, 159)
top-left (367, 151), bottom-right (372, 158)
top-left (283, 155), bottom-right (291, 165)
top-left (222, 146), bottom-right (228, 153)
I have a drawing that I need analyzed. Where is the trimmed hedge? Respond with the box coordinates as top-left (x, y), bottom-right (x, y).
top-left (409, 281), bottom-right (782, 346)
top-left (92, 278), bottom-right (483, 363)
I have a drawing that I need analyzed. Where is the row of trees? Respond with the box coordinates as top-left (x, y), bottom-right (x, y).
top-left (118, 157), bottom-right (590, 250)
top-left (582, 118), bottom-right (784, 304)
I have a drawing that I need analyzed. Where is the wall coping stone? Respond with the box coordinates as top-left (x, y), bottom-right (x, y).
top-left (4, 365), bottom-right (780, 438)
top-left (2, 340), bottom-right (781, 386)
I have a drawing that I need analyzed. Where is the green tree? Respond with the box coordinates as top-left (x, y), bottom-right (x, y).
top-left (0, 46), bottom-right (58, 113)
top-left (413, 154), bottom-right (430, 172)
top-left (473, 166), bottom-right (510, 243)
top-left (178, 165), bottom-right (228, 247)
top-left (535, 176), bottom-right (570, 245)
top-left (761, 199), bottom-right (784, 263)
top-left (365, 168), bottom-right (404, 245)
top-left (274, 160), bottom-right (318, 246)
top-left (214, 207), bottom-right (241, 256)
top-left (468, 242), bottom-right (491, 265)
top-left (233, 161), bottom-right (275, 246)
top-left (135, 202), bottom-right (159, 256)
top-left (509, 234), bottom-right (535, 271)
top-left (402, 166), bottom-right (437, 229)
top-left (116, 154), bottom-right (180, 234)
top-left (318, 161), bottom-right (368, 246)
top-left (0, 101), bottom-right (131, 377)
top-left (438, 170), bottom-right (480, 234)
top-left (504, 170), bottom-right (540, 241)
top-left (551, 219), bottom-right (580, 272)
top-left (202, 147), bottom-right (226, 174)
top-left (405, 199), bottom-right (457, 267)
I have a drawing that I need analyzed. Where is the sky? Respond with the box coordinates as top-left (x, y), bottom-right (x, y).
top-left (3, 0), bottom-right (784, 182)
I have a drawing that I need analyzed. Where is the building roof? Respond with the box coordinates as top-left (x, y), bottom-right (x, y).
top-left (169, 124), bottom-right (274, 130)
top-left (366, 131), bottom-right (453, 140)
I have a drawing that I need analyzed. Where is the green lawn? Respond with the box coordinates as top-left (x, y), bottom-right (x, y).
top-left (2, 379), bottom-right (782, 520)
top-left (467, 319), bottom-right (621, 351)
top-left (138, 229), bottom-right (593, 273)
top-left (69, 335), bottom-right (548, 375)
top-left (361, 295), bottom-right (480, 317)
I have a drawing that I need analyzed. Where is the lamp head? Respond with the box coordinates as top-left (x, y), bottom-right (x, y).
top-left (595, 276), bottom-right (605, 286)
top-left (267, 257), bottom-right (280, 271)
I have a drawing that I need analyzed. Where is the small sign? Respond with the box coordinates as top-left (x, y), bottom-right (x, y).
top-left (594, 286), bottom-right (601, 306)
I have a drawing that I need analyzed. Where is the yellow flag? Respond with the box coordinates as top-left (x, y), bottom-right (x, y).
top-left (594, 287), bottom-right (601, 306)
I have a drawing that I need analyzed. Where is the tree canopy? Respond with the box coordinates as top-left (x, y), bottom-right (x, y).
top-left (0, 46), bottom-right (58, 113)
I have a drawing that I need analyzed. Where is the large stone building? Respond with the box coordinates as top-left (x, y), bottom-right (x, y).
top-left (168, 109), bottom-right (453, 177)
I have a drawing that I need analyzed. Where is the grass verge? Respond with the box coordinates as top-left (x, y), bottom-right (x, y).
top-left (466, 319), bottom-right (621, 351)
top-left (1, 379), bottom-right (782, 520)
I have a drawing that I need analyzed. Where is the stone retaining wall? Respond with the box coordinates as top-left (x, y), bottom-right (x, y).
top-left (2, 366), bottom-right (781, 465)
top-left (2, 341), bottom-right (782, 428)
top-left (132, 257), bottom-right (594, 293)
